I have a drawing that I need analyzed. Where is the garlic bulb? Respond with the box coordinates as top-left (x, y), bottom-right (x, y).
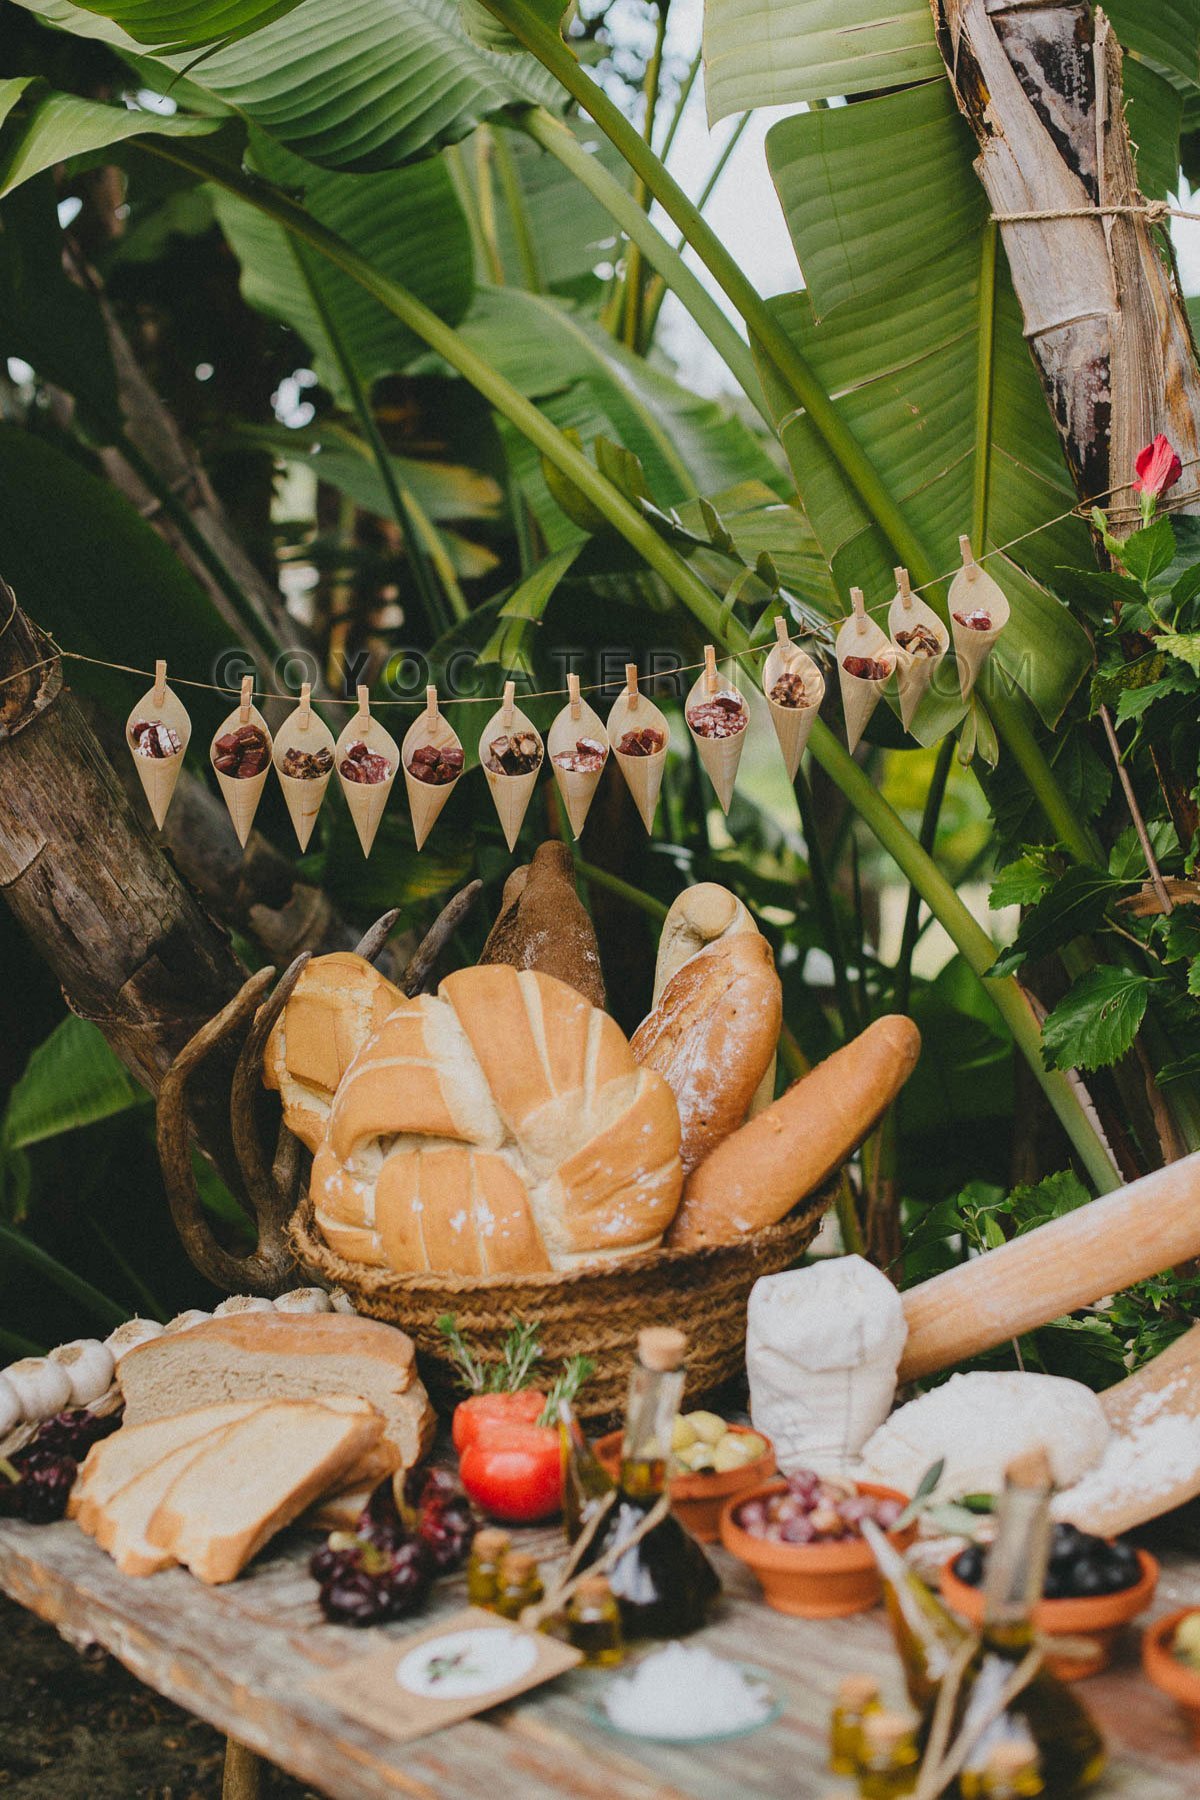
top-left (329, 1288), bottom-right (357, 1315)
top-left (105, 1318), bottom-right (166, 1364)
top-left (273, 1288), bottom-right (332, 1315)
top-left (49, 1339), bottom-right (115, 1407)
top-left (163, 1309), bottom-right (212, 1334)
top-left (213, 1295), bottom-right (275, 1317)
top-left (0, 1373), bottom-right (21, 1436)
top-left (3, 1356), bottom-right (73, 1423)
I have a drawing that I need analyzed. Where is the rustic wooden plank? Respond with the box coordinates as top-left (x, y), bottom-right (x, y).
top-left (1, 1517), bottom-right (1199, 1799)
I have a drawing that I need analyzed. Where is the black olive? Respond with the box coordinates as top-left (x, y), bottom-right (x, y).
top-left (954, 1544), bottom-right (985, 1586)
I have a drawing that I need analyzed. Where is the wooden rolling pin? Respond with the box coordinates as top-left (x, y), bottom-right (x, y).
top-left (899, 1151), bottom-right (1200, 1381)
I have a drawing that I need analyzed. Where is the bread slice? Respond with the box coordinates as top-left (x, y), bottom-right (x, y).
top-left (145, 1399), bottom-right (383, 1585)
top-left (92, 1422), bottom-right (251, 1577)
top-left (117, 1312), bottom-right (434, 1470)
top-left (70, 1401), bottom-right (264, 1534)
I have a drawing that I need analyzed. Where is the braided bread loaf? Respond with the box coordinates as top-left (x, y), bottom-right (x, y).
top-left (263, 952), bottom-right (401, 1152)
top-left (310, 965), bottom-right (683, 1277)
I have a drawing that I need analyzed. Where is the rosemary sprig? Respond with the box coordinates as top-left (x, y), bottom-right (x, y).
top-left (539, 1355), bottom-right (595, 1426)
top-left (435, 1313), bottom-right (486, 1394)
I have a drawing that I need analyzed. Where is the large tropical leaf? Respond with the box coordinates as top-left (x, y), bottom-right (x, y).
top-left (17, 0), bottom-right (564, 169)
top-left (66, 0), bottom-right (305, 52)
top-left (487, 119), bottom-right (625, 296)
top-left (456, 285), bottom-right (785, 543)
top-left (0, 78), bottom-right (218, 199)
top-left (4, 1018), bottom-right (146, 1151)
top-left (762, 81), bottom-right (1095, 734)
top-left (231, 420), bottom-right (503, 521)
top-left (211, 131), bottom-right (474, 401)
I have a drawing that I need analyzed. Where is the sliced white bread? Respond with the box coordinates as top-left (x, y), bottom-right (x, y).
top-left (145, 1399), bottom-right (383, 1585)
top-left (70, 1401), bottom-right (264, 1534)
top-left (94, 1423), bottom-right (248, 1577)
top-left (117, 1313), bottom-right (435, 1470)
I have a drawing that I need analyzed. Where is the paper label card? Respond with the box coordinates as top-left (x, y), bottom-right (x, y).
top-left (310, 1607), bottom-right (582, 1743)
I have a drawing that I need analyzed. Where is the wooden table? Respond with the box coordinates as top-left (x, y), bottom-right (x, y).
top-left (1, 1515), bottom-right (1197, 1798)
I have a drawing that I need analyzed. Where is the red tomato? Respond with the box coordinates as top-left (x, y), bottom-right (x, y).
top-left (458, 1419), bottom-right (562, 1523)
top-left (452, 1390), bottom-right (546, 1455)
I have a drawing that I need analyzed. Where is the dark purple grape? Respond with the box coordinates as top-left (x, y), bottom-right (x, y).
top-left (33, 1409), bottom-right (120, 1458)
top-left (357, 1479), bottom-right (410, 1553)
top-left (13, 1451), bottom-right (77, 1523)
top-left (419, 1497), bottom-right (475, 1572)
top-left (318, 1541), bottom-right (431, 1625)
top-left (310, 1541), bottom-right (361, 1585)
top-left (953, 1544), bottom-right (985, 1587)
top-left (403, 1465), bottom-right (458, 1512)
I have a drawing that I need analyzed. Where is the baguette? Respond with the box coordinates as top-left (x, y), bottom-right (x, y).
top-left (669, 1014), bottom-right (921, 1249)
top-left (631, 934), bottom-right (782, 1174)
top-left (479, 841), bottom-right (605, 1009)
top-left (146, 1400), bottom-right (382, 1584)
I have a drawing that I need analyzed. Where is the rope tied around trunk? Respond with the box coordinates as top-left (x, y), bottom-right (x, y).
top-left (991, 199), bottom-right (1182, 224)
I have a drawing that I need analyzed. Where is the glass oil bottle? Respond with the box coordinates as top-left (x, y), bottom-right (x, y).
top-left (960, 1735), bottom-right (1044, 1798)
top-left (856, 1709), bottom-right (920, 1797)
top-left (566, 1573), bottom-right (624, 1666)
top-left (948, 1449), bottom-right (1104, 1795)
top-left (467, 1527), bottom-right (510, 1610)
top-left (863, 1518), bottom-right (968, 1712)
top-left (559, 1397), bottom-right (613, 1542)
top-left (575, 1326), bottom-right (720, 1638)
top-left (830, 1674), bottom-right (881, 1774)
top-left (493, 1550), bottom-right (543, 1620)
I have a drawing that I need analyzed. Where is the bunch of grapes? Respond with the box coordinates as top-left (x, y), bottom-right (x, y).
top-left (311, 1467), bottom-right (477, 1625)
top-left (734, 1470), bottom-right (904, 1545)
top-left (0, 1408), bottom-right (121, 1525)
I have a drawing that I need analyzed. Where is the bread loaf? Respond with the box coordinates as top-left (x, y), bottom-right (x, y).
top-left (670, 1014), bottom-right (921, 1249)
top-left (117, 1313), bottom-right (435, 1470)
top-left (145, 1400), bottom-right (382, 1584)
top-left (652, 882), bottom-right (758, 1005)
top-left (263, 951), bottom-right (402, 1151)
top-left (480, 841), bottom-right (606, 1008)
top-left (311, 964), bottom-right (682, 1276)
top-left (70, 1401), bottom-right (263, 1535)
top-left (631, 934), bottom-right (782, 1175)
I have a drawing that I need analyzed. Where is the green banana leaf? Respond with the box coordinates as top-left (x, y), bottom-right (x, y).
top-left (487, 118), bottom-right (627, 296)
top-left (66, 0), bottom-right (305, 51)
top-left (0, 76), bottom-right (218, 198)
top-left (228, 421), bottom-right (504, 523)
top-left (211, 132), bottom-right (474, 402)
top-left (4, 1018), bottom-right (146, 1150)
top-left (17, 0), bottom-right (564, 168)
top-left (762, 80), bottom-right (1095, 736)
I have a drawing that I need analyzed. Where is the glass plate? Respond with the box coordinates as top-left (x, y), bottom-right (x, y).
top-left (585, 1661), bottom-right (783, 1745)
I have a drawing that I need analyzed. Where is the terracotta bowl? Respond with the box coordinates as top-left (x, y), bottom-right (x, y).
top-left (595, 1425), bottom-right (776, 1543)
top-left (1144, 1609), bottom-right (1200, 1745)
top-left (942, 1549), bottom-right (1158, 1682)
top-left (718, 1479), bottom-right (914, 1618)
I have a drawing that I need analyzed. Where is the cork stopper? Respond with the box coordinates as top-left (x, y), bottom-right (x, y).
top-left (985, 1739), bottom-right (1041, 1778)
top-left (638, 1327), bottom-right (686, 1371)
top-left (501, 1550), bottom-right (539, 1582)
top-left (862, 1710), bottom-right (917, 1752)
top-left (836, 1674), bottom-right (880, 1710)
top-left (473, 1528), bottom-right (510, 1560)
top-left (1005, 1445), bottom-right (1054, 1490)
top-left (573, 1573), bottom-right (613, 1602)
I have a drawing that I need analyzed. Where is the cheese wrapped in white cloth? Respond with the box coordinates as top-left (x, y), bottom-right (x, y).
top-left (746, 1256), bottom-right (907, 1474)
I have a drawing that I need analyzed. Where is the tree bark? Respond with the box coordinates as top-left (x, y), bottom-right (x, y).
top-left (0, 589), bottom-right (248, 1178)
top-left (934, 1), bottom-right (1200, 527)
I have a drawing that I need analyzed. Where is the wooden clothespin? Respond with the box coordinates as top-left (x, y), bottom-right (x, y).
top-left (703, 643), bottom-right (718, 693)
top-left (568, 672), bottom-right (582, 719)
top-left (239, 674), bottom-right (253, 723)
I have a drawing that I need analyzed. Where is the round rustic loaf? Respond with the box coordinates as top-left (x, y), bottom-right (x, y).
top-left (309, 964), bottom-right (683, 1277)
top-left (263, 952), bottom-right (402, 1152)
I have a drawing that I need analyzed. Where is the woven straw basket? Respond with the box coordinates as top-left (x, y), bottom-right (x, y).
top-left (291, 1189), bottom-right (832, 1425)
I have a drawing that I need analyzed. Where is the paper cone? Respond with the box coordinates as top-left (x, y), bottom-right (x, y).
top-left (762, 627), bottom-right (824, 782)
top-left (478, 683), bottom-right (544, 853)
top-left (126, 662), bottom-right (190, 830)
top-left (402, 690), bottom-right (464, 851)
top-left (547, 678), bottom-right (608, 839)
top-left (836, 593), bottom-right (896, 755)
top-left (210, 681), bottom-right (273, 848)
top-left (887, 572), bottom-right (949, 733)
top-left (272, 688), bottom-right (335, 852)
top-left (606, 666), bottom-right (670, 834)
top-left (684, 650), bottom-right (748, 815)
top-left (948, 538), bottom-right (1010, 701)
top-left (335, 693), bottom-right (399, 858)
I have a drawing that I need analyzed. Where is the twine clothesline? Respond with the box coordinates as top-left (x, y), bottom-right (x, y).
top-left (1, 447), bottom-right (1199, 710)
top-left (990, 198), bottom-right (1200, 225)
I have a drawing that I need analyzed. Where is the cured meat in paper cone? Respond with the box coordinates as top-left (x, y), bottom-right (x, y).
top-left (272, 685), bottom-right (335, 852)
top-left (402, 688), bottom-right (463, 851)
top-left (762, 619), bottom-right (823, 781)
top-left (336, 687), bottom-right (398, 858)
top-left (949, 536), bottom-right (1009, 701)
top-left (836, 590), bottom-right (896, 755)
top-left (606, 663), bottom-right (670, 834)
top-left (887, 567), bottom-right (948, 733)
top-left (210, 676), bottom-right (272, 848)
top-left (547, 675), bottom-right (608, 838)
top-left (126, 660), bottom-right (190, 830)
top-left (685, 644), bottom-right (748, 814)
top-left (478, 681), bottom-right (543, 853)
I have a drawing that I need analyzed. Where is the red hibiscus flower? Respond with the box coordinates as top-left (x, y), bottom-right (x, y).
top-left (1133, 435), bottom-right (1182, 519)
